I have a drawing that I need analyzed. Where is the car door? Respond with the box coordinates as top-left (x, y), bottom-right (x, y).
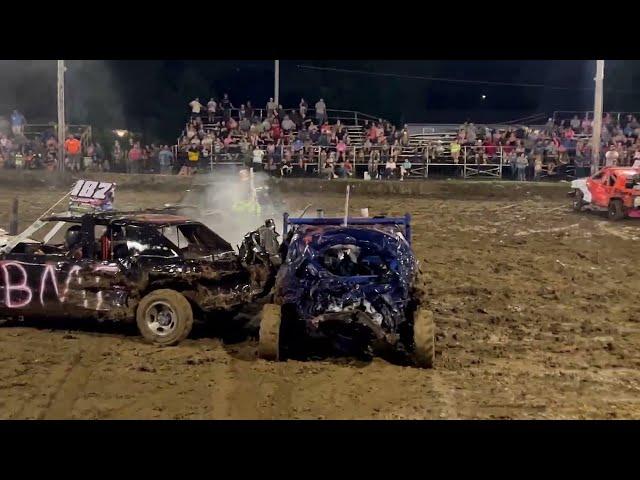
top-left (588, 171), bottom-right (609, 207)
top-left (0, 251), bottom-right (71, 317)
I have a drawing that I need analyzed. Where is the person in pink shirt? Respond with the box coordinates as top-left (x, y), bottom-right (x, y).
top-left (336, 139), bottom-right (347, 161)
top-left (368, 124), bottom-right (378, 144)
top-left (483, 138), bottom-right (496, 162)
top-left (564, 128), bottom-right (575, 140)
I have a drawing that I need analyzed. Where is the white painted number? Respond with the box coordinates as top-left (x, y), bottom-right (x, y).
top-left (93, 182), bottom-right (112, 200)
top-left (70, 180), bottom-right (84, 197)
top-left (79, 181), bottom-right (99, 198)
top-left (71, 180), bottom-right (113, 199)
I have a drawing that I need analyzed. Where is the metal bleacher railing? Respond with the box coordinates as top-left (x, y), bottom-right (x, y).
top-left (553, 111), bottom-right (640, 123)
top-left (176, 108), bottom-right (603, 180)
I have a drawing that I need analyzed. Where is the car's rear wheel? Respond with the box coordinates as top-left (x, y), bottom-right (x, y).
top-left (136, 289), bottom-right (193, 346)
top-left (573, 190), bottom-right (584, 212)
top-left (608, 199), bottom-right (625, 221)
top-left (258, 303), bottom-right (282, 361)
top-left (413, 308), bottom-right (435, 368)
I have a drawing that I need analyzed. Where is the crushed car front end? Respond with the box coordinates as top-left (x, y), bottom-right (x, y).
top-left (272, 215), bottom-right (421, 358)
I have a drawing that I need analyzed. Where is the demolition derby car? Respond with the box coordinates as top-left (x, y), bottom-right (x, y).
top-left (0, 180), bottom-right (280, 345)
top-left (571, 166), bottom-right (640, 220)
top-left (257, 213), bottom-right (435, 368)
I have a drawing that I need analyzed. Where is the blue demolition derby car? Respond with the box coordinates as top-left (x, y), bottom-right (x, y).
top-left (257, 212), bottom-right (435, 368)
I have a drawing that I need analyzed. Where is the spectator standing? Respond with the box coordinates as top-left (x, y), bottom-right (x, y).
top-left (186, 145), bottom-right (200, 174)
top-left (315, 98), bottom-right (327, 124)
top-left (450, 139), bottom-right (461, 175)
top-left (207, 98), bottom-right (217, 122)
top-left (466, 123), bottom-right (477, 144)
top-left (266, 98), bottom-right (277, 117)
top-left (127, 143), bottom-right (142, 174)
top-left (605, 144), bottom-right (619, 167)
top-left (64, 134), bottom-right (82, 172)
top-left (158, 145), bottom-right (174, 174)
top-left (245, 101), bottom-right (254, 121)
top-left (221, 93), bottom-right (233, 120)
top-left (11, 110), bottom-right (26, 136)
top-left (141, 145), bottom-right (150, 172)
top-left (239, 137), bottom-right (251, 166)
top-left (336, 138), bottom-right (347, 161)
top-left (189, 98), bottom-right (204, 116)
top-left (95, 142), bottom-right (106, 171)
top-left (533, 154), bottom-right (543, 181)
top-left (252, 145), bottom-right (265, 171)
top-left (391, 140), bottom-right (401, 163)
top-left (544, 118), bottom-right (555, 135)
top-left (299, 98), bottom-right (308, 116)
top-left (516, 153), bottom-right (528, 181)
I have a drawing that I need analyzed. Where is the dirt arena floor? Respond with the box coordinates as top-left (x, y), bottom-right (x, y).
top-left (1, 178), bottom-right (640, 419)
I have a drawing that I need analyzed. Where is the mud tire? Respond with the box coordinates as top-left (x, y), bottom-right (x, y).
top-left (136, 289), bottom-right (193, 346)
top-left (258, 303), bottom-right (282, 361)
top-left (573, 190), bottom-right (584, 212)
top-left (608, 199), bottom-right (625, 221)
top-left (413, 308), bottom-right (435, 369)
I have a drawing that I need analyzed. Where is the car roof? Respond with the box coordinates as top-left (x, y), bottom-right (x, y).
top-left (602, 167), bottom-right (640, 177)
top-left (43, 211), bottom-right (196, 227)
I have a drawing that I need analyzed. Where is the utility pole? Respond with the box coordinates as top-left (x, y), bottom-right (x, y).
top-left (274, 60), bottom-right (280, 107)
top-left (57, 60), bottom-right (66, 172)
top-left (591, 60), bottom-right (605, 174)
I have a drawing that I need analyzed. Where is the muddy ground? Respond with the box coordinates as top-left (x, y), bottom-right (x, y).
top-left (1, 179), bottom-right (640, 419)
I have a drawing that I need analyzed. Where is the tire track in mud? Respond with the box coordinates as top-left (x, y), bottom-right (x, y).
top-left (34, 337), bottom-right (112, 420)
top-left (209, 347), bottom-right (295, 419)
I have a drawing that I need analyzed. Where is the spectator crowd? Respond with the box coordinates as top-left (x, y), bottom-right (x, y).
top-left (0, 109), bottom-right (175, 174)
top-left (448, 113), bottom-right (640, 181)
top-left (177, 94), bottom-right (415, 179)
top-left (4, 98), bottom-right (640, 182)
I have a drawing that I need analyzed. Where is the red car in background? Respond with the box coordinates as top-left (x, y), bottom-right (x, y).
top-left (571, 167), bottom-right (640, 220)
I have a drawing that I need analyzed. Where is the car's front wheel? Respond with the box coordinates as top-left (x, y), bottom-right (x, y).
top-left (258, 303), bottom-right (282, 361)
top-left (136, 289), bottom-right (193, 346)
top-left (573, 190), bottom-right (585, 212)
top-left (608, 199), bottom-right (625, 221)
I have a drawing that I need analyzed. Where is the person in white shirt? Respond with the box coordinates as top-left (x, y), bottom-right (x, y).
top-left (281, 116), bottom-right (296, 132)
top-left (315, 98), bottom-right (327, 124)
top-left (189, 98), bottom-right (204, 115)
top-left (207, 98), bottom-right (217, 122)
top-left (605, 145), bottom-right (619, 167)
top-left (385, 159), bottom-right (396, 179)
top-left (266, 98), bottom-right (277, 116)
top-left (252, 147), bottom-right (265, 170)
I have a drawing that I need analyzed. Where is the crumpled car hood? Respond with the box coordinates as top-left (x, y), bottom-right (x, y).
top-left (276, 225), bottom-right (418, 331)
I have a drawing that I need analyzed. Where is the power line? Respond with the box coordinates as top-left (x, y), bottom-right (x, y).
top-left (296, 64), bottom-right (637, 95)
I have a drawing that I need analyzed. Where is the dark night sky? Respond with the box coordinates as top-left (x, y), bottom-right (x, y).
top-left (1, 60), bottom-right (639, 142)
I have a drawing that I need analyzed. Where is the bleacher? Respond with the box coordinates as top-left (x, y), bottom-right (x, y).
top-left (177, 105), bottom-right (603, 180)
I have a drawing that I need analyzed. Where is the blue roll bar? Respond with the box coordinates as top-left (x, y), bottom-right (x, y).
top-left (282, 213), bottom-right (412, 244)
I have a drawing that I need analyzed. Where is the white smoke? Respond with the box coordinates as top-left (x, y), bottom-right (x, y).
top-left (180, 170), bottom-right (289, 248)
